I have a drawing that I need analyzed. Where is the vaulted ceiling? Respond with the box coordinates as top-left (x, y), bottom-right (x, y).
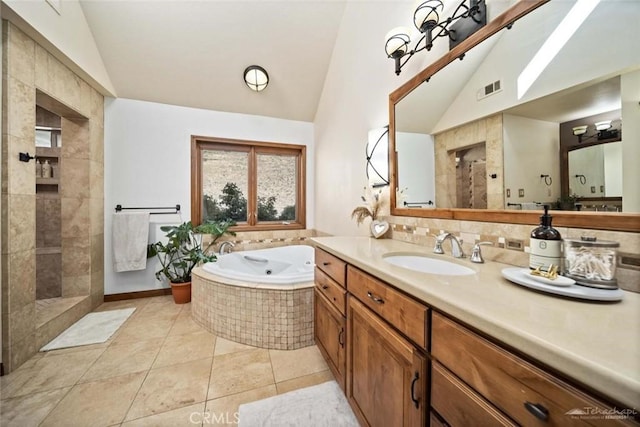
top-left (79, 1), bottom-right (347, 122)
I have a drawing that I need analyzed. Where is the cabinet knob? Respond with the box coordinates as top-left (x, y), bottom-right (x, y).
top-left (321, 285), bottom-right (329, 290)
top-left (524, 401), bottom-right (549, 421)
top-left (322, 262), bottom-right (330, 266)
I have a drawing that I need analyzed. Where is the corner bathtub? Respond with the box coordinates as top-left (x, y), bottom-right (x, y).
top-left (191, 245), bottom-right (315, 350)
top-left (202, 245), bottom-right (314, 283)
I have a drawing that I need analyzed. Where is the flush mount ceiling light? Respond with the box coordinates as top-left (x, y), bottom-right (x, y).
top-left (243, 65), bottom-right (269, 92)
top-left (385, 0), bottom-right (486, 75)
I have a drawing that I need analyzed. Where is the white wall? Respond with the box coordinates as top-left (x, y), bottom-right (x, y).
top-left (314, 0), bottom-right (419, 236)
top-left (1, 0), bottom-right (115, 95)
top-left (503, 114), bottom-right (560, 206)
top-left (621, 70), bottom-right (640, 212)
top-left (104, 98), bottom-right (314, 295)
top-left (603, 142), bottom-right (622, 197)
top-left (396, 132), bottom-right (435, 207)
top-left (569, 145), bottom-right (604, 198)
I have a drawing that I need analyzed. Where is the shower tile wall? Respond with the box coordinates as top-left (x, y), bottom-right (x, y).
top-left (435, 114), bottom-right (504, 209)
top-left (1, 22), bottom-right (105, 373)
top-left (36, 197), bottom-right (62, 299)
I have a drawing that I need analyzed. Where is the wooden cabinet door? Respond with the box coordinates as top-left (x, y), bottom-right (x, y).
top-left (347, 296), bottom-right (427, 427)
top-left (314, 289), bottom-right (346, 390)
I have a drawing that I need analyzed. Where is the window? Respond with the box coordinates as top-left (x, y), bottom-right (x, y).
top-left (191, 136), bottom-right (306, 230)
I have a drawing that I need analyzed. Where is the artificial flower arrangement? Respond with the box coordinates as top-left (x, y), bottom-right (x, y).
top-left (351, 185), bottom-right (384, 226)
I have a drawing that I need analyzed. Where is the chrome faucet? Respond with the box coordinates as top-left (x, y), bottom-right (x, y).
top-left (218, 241), bottom-right (235, 255)
top-left (470, 242), bottom-right (493, 263)
top-left (433, 233), bottom-right (465, 258)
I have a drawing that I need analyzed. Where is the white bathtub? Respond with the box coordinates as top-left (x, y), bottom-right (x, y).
top-left (201, 245), bottom-right (315, 284)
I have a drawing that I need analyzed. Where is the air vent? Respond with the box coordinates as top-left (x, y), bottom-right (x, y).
top-left (477, 80), bottom-right (502, 100)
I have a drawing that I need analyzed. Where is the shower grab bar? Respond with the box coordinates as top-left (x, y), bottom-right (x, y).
top-left (244, 255), bottom-right (268, 263)
top-left (115, 204), bottom-right (180, 214)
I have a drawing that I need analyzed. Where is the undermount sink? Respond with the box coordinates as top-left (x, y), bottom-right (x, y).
top-left (383, 253), bottom-right (475, 276)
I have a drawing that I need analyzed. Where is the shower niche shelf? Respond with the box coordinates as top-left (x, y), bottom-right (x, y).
top-left (35, 147), bottom-right (60, 192)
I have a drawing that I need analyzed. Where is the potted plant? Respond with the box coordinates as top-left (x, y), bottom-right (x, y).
top-left (147, 219), bottom-right (235, 303)
top-left (555, 194), bottom-right (579, 211)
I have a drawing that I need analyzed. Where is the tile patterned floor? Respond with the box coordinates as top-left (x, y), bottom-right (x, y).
top-left (0, 296), bottom-right (332, 426)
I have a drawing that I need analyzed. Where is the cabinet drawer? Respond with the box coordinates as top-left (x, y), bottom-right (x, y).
top-left (315, 248), bottom-right (346, 287)
top-left (315, 267), bottom-right (347, 316)
top-left (432, 362), bottom-right (516, 427)
top-left (347, 265), bottom-right (428, 349)
top-left (432, 312), bottom-right (630, 427)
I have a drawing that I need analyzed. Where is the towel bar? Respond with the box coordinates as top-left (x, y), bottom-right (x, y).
top-left (115, 204), bottom-right (180, 214)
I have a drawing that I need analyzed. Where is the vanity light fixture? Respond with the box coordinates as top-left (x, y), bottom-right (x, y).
top-left (572, 125), bottom-right (588, 136)
top-left (366, 126), bottom-right (390, 187)
top-left (385, 0), bottom-right (486, 75)
top-left (573, 120), bottom-right (619, 143)
top-left (572, 125), bottom-right (588, 143)
top-left (243, 65), bottom-right (269, 92)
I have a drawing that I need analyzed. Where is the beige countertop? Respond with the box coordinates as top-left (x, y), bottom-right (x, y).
top-left (311, 236), bottom-right (640, 409)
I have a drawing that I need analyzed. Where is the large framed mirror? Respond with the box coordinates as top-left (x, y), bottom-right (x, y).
top-left (389, 0), bottom-right (640, 232)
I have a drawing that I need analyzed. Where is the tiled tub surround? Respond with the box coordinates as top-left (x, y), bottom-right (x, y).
top-left (383, 215), bottom-right (640, 293)
top-left (204, 228), bottom-right (319, 253)
top-left (2, 22), bottom-right (105, 372)
top-left (192, 269), bottom-right (314, 350)
top-left (312, 236), bottom-right (640, 409)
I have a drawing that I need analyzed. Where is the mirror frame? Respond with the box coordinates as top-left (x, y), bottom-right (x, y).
top-left (389, 0), bottom-right (639, 232)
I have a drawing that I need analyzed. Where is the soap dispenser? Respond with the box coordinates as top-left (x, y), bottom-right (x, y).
top-left (529, 205), bottom-right (562, 271)
top-left (42, 160), bottom-right (51, 178)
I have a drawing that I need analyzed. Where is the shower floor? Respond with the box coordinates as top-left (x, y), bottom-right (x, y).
top-left (36, 296), bottom-right (87, 328)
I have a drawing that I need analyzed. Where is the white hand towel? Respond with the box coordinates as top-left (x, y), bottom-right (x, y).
top-left (112, 212), bottom-right (151, 272)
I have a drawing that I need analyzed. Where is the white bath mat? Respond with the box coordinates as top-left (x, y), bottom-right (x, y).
top-left (40, 308), bottom-right (136, 351)
top-left (238, 380), bottom-right (359, 427)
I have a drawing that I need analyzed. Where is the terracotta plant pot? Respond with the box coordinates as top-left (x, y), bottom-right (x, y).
top-left (170, 281), bottom-right (191, 304)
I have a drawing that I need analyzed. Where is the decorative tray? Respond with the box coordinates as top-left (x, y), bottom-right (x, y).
top-left (501, 267), bottom-right (624, 302)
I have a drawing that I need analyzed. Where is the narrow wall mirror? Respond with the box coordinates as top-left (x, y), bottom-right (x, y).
top-left (389, 0), bottom-right (640, 231)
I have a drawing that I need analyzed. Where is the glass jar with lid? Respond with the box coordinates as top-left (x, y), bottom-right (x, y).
top-left (563, 237), bottom-right (619, 289)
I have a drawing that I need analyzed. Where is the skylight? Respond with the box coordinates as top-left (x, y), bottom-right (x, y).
top-left (517, 0), bottom-right (600, 100)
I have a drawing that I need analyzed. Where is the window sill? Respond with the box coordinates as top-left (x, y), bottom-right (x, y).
top-left (230, 223), bottom-right (306, 232)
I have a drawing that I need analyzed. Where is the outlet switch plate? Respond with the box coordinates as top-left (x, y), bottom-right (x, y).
top-left (505, 238), bottom-right (524, 251)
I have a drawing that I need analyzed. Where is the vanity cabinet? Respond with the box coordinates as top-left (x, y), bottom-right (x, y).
top-left (314, 289), bottom-right (346, 390)
top-left (313, 245), bottom-right (636, 427)
top-left (345, 264), bottom-right (429, 426)
top-left (314, 249), bottom-right (347, 390)
top-left (347, 296), bottom-right (427, 427)
top-left (431, 312), bottom-right (634, 427)
top-left (431, 361), bottom-right (515, 426)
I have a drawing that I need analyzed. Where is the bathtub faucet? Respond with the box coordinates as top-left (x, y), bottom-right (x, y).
top-left (219, 241), bottom-right (235, 255)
